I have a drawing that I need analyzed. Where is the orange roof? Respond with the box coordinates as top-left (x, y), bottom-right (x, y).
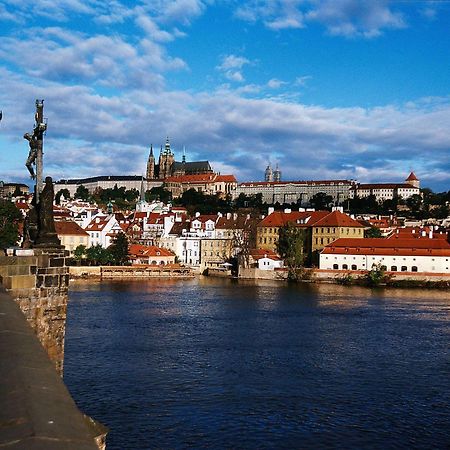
top-left (216, 175), bottom-right (237, 183)
top-left (128, 244), bottom-right (175, 257)
top-left (405, 172), bottom-right (419, 181)
top-left (322, 238), bottom-right (450, 257)
top-left (55, 220), bottom-right (89, 236)
top-left (258, 210), bottom-right (330, 228)
top-left (250, 248), bottom-right (281, 260)
top-left (165, 174), bottom-right (217, 183)
top-left (313, 211), bottom-right (364, 228)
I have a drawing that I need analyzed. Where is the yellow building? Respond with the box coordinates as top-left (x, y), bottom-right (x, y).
top-left (54, 220), bottom-right (89, 255)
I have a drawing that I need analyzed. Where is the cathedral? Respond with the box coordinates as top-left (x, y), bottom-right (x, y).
top-left (146, 138), bottom-right (213, 180)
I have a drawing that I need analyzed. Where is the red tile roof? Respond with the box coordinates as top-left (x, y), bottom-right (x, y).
top-left (128, 244), bottom-right (175, 257)
top-left (322, 238), bottom-right (450, 257)
top-left (405, 171), bottom-right (419, 181)
top-left (55, 220), bottom-right (89, 236)
top-left (313, 211), bottom-right (364, 228)
top-left (216, 175), bottom-right (237, 183)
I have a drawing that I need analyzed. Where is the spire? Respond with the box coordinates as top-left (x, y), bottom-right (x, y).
top-left (182, 145), bottom-right (186, 163)
top-left (139, 176), bottom-right (145, 202)
top-left (165, 136), bottom-right (171, 155)
top-left (149, 144), bottom-right (154, 158)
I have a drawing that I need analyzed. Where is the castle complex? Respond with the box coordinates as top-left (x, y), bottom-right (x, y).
top-left (146, 138), bottom-right (213, 180)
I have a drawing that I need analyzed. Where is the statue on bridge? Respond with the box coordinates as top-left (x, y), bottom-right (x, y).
top-left (22, 100), bottom-right (62, 249)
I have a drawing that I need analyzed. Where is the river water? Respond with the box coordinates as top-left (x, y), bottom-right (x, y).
top-left (64, 277), bottom-right (450, 449)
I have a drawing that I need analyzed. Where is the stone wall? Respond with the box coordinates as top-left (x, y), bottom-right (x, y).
top-left (0, 248), bottom-right (69, 375)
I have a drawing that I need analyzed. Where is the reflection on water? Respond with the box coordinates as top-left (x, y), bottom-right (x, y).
top-left (64, 277), bottom-right (450, 449)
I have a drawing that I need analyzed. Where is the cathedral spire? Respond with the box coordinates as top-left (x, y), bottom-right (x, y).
top-left (182, 145), bottom-right (186, 164)
top-left (149, 144), bottom-right (153, 158)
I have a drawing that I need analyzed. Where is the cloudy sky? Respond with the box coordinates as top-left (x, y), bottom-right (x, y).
top-left (0, 0), bottom-right (449, 191)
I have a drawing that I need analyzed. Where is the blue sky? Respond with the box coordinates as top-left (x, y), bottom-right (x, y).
top-left (0, 0), bottom-right (449, 191)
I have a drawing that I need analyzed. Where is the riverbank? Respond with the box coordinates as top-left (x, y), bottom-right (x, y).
top-left (69, 264), bottom-right (194, 280)
top-left (237, 267), bottom-right (450, 289)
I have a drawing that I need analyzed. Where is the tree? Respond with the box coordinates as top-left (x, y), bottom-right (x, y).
top-left (277, 223), bottom-right (308, 280)
top-left (0, 199), bottom-right (22, 249)
top-left (75, 184), bottom-right (90, 201)
top-left (145, 186), bottom-right (172, 203)
top-left (365, 226), bottom-right (382, 238)
top-left (73, 244), bottom-right (86, 263)
top-left (13, 185), bottom-right (23, 197)
top-left (108, 232), bottom-right (129, 265)
top-left (85, 244), bottom-right (112, 266)
top-left (55, 188), bottom-right (71, 204)
top-left (309, 192), bottom-right (333, 210)
top-left (406, 194), bottom-right (423, 216)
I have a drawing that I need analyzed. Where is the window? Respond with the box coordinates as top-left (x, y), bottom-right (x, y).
top-left (351, 264), bottom-right (357, 270)
top-left (401, 266), bottom-right (407, 272)
top-left (342, 264), bottom-right (348, 270)
top-left (391, 266), bottom-right (397, 271)
top-left (411, 266), bottom-right (418, 272)
top-left (333, 264), bottom-right (338, 269)
top-left (381, 265), bottom-right (387, 271)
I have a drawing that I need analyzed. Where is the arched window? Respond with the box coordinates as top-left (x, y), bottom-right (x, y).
top-left (411, 266), bottom-right (418, 272)
top-left (333, 264), bottom-right (338, 270)
top-left (151, 260), bottom-right (157, 265)
top-left (342, 264), bottom-right (348, 270)
top-left (381, 265), bottom-right (387, 271)
top-left (351, 264), bottom-right (357, 270)
top-left (391, 266), bottom-right (397, 271)
top-left (401, 266), bottom-right (407, 272)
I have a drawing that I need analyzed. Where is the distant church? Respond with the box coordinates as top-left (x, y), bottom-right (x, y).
top-left (264, 163), bottom-right (281, 182)
top-left (146, 137), bottom-right (213, 180)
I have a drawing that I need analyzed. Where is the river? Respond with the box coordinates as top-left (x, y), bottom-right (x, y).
top-left (64, 277), bottom-right (450, 449)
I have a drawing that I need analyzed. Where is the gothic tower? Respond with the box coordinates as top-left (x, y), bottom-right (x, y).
top-left (273, 163), bottom-right (281, 182)
top-left (146, 144), bottom-right (155, 179)
top-left (158, 137), bottom-right (175, 179)
top-left (265, 164), bottom-right (273, 182)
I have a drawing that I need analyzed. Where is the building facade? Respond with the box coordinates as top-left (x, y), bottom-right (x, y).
top-left (320, 238), bottom-right (450, 273)
top-left (235, 180), bottom-right (354, 206)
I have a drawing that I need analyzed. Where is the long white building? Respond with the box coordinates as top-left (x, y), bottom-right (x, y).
top-left (320, 238), bottom-right (450, 273)
top-left (233, 180), bottom-right (354, 205)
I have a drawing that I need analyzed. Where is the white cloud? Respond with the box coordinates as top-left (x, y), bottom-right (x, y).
top-left (235, 0), bottom-right (407, 38)
top-left (217, 54), bottom-right (252, 83)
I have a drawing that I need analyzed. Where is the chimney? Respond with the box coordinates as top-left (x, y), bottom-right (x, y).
top-left (284, 208), bottom-right (291, 213)
top-left (226, 212), bottom-right (231, 220)
top-left (268, 207), bottom-right (275, 215)
top-left (195, 212), bottom-right (200, 217)
top-left (429, 230), bottom-right (433, 239)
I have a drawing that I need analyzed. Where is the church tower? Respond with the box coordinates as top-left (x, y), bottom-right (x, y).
top-left (146, 144), bottom-right (155, 180)
top-left (273, 163), bottom-right (281, 182)
top-left (405, 171), bottom-right (420, 188)
top-left (265, 164), bottom-right (273, 182)
top-left (158, 137), bottom-right (175, 179)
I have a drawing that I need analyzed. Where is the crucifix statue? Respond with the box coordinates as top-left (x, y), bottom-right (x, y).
top-left (24, 100), bottom-right (46, 203)
top-left (22, 100), bottom-right (61, 248)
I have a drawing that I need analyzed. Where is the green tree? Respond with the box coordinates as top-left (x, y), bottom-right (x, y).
top-left (75, 184), bottom-right (90, 201)
top-left (55, 188), bottom-right (71, 204)
top-left (73, 244), bottom-right (86, 263)
top-left (108, 232), bottom-right (129, 265)
top-left (85, 244), bottom-right (112, 266)
top-left (365, 226), bottom-right (383, 238)
top-left (309, 192), bottom-right (333, 210)
top-left (406, 194), bottom-right (423, 216)
top-left (277, 222), bottom-right (308, 280)
top-left (0, 199), bottom-right (22, 249)
top-left (145, 186), bottom-right (172, 203)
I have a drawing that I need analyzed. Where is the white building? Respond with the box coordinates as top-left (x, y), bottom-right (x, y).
top-left (84, 214), bottom-right (124, 248)
top-left (234, 180), bottom-right (354, 205)
top-left (349, 172), bottom-right (420, 201)
top-left (320, 238), bottom-right (450, 274)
